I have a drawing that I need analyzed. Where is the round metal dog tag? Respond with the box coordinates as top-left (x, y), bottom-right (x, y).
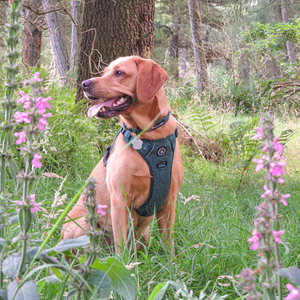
top-left (132, 139), bottom-right (143, 150)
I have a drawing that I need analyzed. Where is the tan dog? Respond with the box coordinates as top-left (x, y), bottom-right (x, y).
top-left (61, 56), bottom-right (183, 252)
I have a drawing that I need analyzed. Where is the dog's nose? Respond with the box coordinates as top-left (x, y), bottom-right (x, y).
top-left (82, 80), bottom-right (92, 90)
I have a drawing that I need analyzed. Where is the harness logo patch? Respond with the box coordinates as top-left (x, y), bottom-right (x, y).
top-left (157, 146), bottom-right (167, 157)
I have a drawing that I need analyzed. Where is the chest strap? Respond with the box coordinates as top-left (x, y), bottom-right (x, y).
top-left (103, 121), bottom-right (178, 217)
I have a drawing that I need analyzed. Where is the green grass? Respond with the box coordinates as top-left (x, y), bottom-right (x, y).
top-left (3, 82), bottom-right (300, 299)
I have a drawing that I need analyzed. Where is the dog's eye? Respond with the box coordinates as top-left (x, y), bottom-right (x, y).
top-left (115, 70), bottom-right (124, 76)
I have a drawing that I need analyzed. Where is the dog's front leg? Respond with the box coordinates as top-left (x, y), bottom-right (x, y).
top-left (110, 195), bottom-right (129, 253)
top-left (156, 200), bottom-right (176, 250)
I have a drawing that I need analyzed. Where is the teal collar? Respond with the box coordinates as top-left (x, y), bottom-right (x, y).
top-left (122, 111), bottom-right (171, 135)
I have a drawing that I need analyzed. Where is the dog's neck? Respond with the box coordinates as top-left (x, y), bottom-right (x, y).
top-left (120, 88), bottom-right (177, 139)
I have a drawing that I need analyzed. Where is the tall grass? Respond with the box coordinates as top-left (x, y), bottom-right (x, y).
top-left (1, 49), bottom-right (300, 299)
top-left (6, 80), bottom-right (296, 299)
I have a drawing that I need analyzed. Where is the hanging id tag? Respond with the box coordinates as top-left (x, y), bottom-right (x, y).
top-left (132, 138), bottom-right (143, 150)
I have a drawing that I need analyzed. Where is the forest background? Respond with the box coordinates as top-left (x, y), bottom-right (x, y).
top-left (0, 0), bottom-right (300, 299)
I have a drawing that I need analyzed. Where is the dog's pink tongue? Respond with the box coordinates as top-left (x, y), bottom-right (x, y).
top-left (88, 103), bottom-right (103, 117)
top-left (87, 98), bottom-right (117, 117)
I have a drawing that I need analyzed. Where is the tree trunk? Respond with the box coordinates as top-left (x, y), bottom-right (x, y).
top-left (70, 0), bottom-right (82, 71)
top-left (42, 0), bottom-right (70, 77)
top-left (169, 8), bottom-right (179, 79)
top-left (180, 48), bottom-right (187, 85)
top-left (188, 0), bottom-right (208, 92)
top-left (76, 0), bottom-right (155, 101)
top-left (280, 0), bottom-right (296, 64)
top-left (22, 0), bottom-right (42, 67)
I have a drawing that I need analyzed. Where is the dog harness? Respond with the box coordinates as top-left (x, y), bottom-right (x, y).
top-left (103, 112), bottom-right (178, 217)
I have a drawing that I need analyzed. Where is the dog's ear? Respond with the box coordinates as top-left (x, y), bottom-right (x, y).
top-left (135, 58), bottom-right (168, 103)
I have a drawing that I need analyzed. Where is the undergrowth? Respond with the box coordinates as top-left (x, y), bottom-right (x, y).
top-left (1, 66), bottom-right (300, 299)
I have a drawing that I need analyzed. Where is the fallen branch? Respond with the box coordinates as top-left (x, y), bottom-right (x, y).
top-left (177, 119), bottom-right (211, 142)
top-left (176, 121), bottom-right (205, 159)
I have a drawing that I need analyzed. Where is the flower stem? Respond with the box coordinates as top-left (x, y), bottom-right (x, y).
top-left (17, 235), bottom-right (28, 278)
top-left (0, 0), bottom-right (21, 287)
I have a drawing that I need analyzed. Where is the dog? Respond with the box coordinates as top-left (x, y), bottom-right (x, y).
top-left (61, 56), bottom-right (184, 252)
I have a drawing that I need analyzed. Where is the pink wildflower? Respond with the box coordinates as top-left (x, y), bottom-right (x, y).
top-left (280, 194), bottom-right (290, 206)
top-left (262, 146), bottom-right (268, 152)
top-left (261, 185), bottom-right (272, 198)
top-left (16, 200), bottom-right (24, 212)
top-left (29, 194), bottom-right (42, 213)
top-left (97, 204), bottom-right (107, 216)
top-left (273, 230), bottom-right (284, 243)
top-left (270, 161), bottom-right (286, 176)
top-left (35, 97), bottom-right (51, 114)
top-left (13, 111), bottom-right (31, 123)
top-left (37, 113), bottom-right (52, 131)
top-left (248, 229), bottom-right (262, 250)
top-left (17, 91), bottom-right (30, 104)
top-left (253, 158), bottom-right (265, 172)
top-left (252, 127), bottom-right (264, 140)
top-left (32, 154), bottom-right (42, 168)
top-left (273, 137), bottom-right (284, 155)
top-left (285, 284), bottom-right (300, 300)
top-left (14, 132), bottom-right (26, 144)
top-left (24, 101), bottom-right (31, 109)
top-left (34, 72), bottom-right (43, 82)
top-left (278, 178), bottom-right (285, 184)
top-left (30, 201), bottom-right (42, 213)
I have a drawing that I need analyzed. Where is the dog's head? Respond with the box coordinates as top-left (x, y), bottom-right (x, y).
top-left (84, 56), bottom-right (168, 119)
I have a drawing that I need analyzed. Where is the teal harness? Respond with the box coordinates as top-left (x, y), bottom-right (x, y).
top-left (103, 112), bottom-right (177, 217)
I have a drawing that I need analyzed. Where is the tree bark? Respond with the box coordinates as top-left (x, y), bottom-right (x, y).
top-left (188, 0), bottom-right (208, 92)
top-left (76, 0), bottom-right (155, 101)
top-left (180, 48), bottom-right (187, 85)
top-left (169, 8), bottom-right (179, 79)
top-left (42, 0), bottom-right (70, 77)
top-left (280, 0), bottom-right (296, 64)
top-left (70, 0), bottom-right (82, 71)
top-left (22, 0), bottom-right (42, 67)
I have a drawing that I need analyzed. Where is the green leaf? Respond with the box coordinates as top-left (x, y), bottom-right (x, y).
top-left (7, 158), bottom-right (19, 188)
top-left (9, 214), bottom-right (19, 225)
top-left (148, 281), bottom-right (184, 300)
top-left (92, 257), bottom-right (135, 300)
top-left (2, 254), bottom-right (23, 278)
top-left (85, 269), bottom-right (111, 299)
top-left (1, 131), bottom-right (6, 143)
top-left (63, 290), bottom-right (77, 300)
top-left (51, 267), bottom-right (62, 281)
top-left (37, 275), bottom-right (60, 293)
top-left (2, 247), bottom-right (46, 278)
top-left (47, 235), bottom-right (90, 255)
top-left (7, 280), bottom-right (39, 300)
top-left (0, 289), bottom-right (7, 300)
top-left (148, 283), bottom-right (168, 300)
top-left (0, 238), bottom-right (7, 247)
top-left (276, 266), bottom-right (300, 286)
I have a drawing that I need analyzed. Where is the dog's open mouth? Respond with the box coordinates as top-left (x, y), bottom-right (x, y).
top-left (87, 95), bottom-right (133, 118)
